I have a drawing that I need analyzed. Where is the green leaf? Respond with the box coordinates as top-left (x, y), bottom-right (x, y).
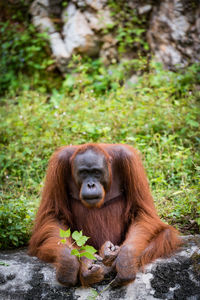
top-left (59, 228), bottom-right (71, 238)
top-left (91, 289), bottom-right (98, 296)
top-left (60, 239), bottom-right (66, 244)
top-left (0, 262), bottom-right (9, 266)
top-left (187, 120), bottom-right (199, 127)
top-left (72, 231), bottom-right (89, 246)
top-left (76, 236), bottom-right (89, 247)
top-left (80, 252), bottom-right (97, 260)
top-left (196, 218), bottom-right (200, 225)
top-left (71, 249), bottom-right (80, 257)
top-left (63, 75), bottom-right (75, 89)
top-left (87, 288), bottom-right (98, 300)
top-left (72, 230), bottom-right (81, 241)
top-left (59, 229), bottom-right (65, 238)
top-left (82, 245), bottom-right (97, 254)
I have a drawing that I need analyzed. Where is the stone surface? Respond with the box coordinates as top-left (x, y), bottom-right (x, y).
top-left (30, 0), bottom-right (200, 71)
top-left (138, 5), bottom-right (152, 15)
top-left (84, 8), bottom-right (113, 32)
top-left (148, 0), bottom-right (200, 69)
top-left (61, 3), bottom-right (76, 22)
top-left (84, 0), bottom-right (107, 11)
top-left (30, 0), bottom-right (49, 18)
top-left (32, 16), bottom-right (56, 34)
top-left (30, 0), bottom-right (70, 72)
top-left (71, 0), bottom-right (107, 10)
top-left (49, 32), bottom-right (70, 72)
top-left (30, 0), bottom-right (113, 71)
top-left (62, 7), bottom-right (99, 56)
top-left (0, 236), bottom-right (199, 300)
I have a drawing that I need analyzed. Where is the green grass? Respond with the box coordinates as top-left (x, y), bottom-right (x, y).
top-left (0, 61), bottom-right (200, 249)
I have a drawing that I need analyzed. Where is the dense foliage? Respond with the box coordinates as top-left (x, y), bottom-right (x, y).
top-left (108, 0), bottom-right (149, 55)
top-left (0, 1), bottom-right (199, 249)
top-left (0, 1), bottom-right (59, 95)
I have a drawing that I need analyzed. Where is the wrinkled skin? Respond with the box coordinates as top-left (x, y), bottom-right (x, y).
top-left (72, 149), bottom-right (110, 208)
top-left (56, 248), bottom-right (112, 287)
top-left (100, 241), bottom-right (120, 266)
top-left (56, 242), bottom-right (136, 287)
top-left (80, 255), bottom-right (105, 286)
top-left (112, 244), bottom-right (136, 286)
top-left (100, 241), bottom-right (136, 286)
top-left (56, 248), bottom-right (80, 286)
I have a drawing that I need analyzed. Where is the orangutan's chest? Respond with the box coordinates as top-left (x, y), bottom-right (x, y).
top-left (70, 198), bottom-right (126, 249)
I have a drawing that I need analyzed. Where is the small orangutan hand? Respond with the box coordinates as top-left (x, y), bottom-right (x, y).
top-left (56, 248), bottom-right (80, 286)
top-left (111, 244), bottom-right (136, 287)
top-left (100, 241), bottom-right (120, 266)
top-left (80, 255), bottom-right (106, 286)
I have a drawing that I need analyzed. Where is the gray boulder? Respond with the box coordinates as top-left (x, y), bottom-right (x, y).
top-left (0, 236), bottom-right (199, 299)
top-left (30, 0), bottom-right (200, 71)
top-left (148, 0), bottom-right (200, 69)
top-left (62, 5), bottom-right (99, 57)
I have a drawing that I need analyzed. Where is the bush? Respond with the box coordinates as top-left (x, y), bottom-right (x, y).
top-left (0, 8), bottom-right (57, 95)
top-left (0, 196), bottom-right (35, 248)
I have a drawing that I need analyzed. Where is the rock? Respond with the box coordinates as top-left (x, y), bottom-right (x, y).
top-left (102, 34), bottom-right (117, 45)
top-left (100, 34), bottom-right (117, 64)
top-left (49, 0), bottom-right (62, 4)
top-left (61, 3), bottom-right (76, 23)
top-left (30, 0), bottom-right (49, 18)
top-left (62, 7), bottom-right (99, 56)
top-left (72, 0), bottom-right (107, 10)
top-left (83, 7), bottom-right (114, 33)
top-left (30, 0), bottom-right (70, 72)
top-left (30, 0), bottom-right (200, 71)
top-left (97, 8), bottom-right (114, 29)
top-left (32, 16), bottom-right (56, 34)
top-left (85, 0), bottom-right (107, 10)
top-left (100, 45), bottom-right (117, 65)
top-left (148, 0), bottom-right (200, 69)
top-left (71, 0), bottom-right (86, 8)
top-left (31, 15), bottom-right (70, 71)
top-left (138, 5), bottom-right (152, 15)
top-left (0, 236), bottom-right (199, 299)
top-left (49, 32), bottom-right (70, 72)
top-left (30, 0), bottom-right (61, 16)
top-left (84, 10), bottom-right (101, 31)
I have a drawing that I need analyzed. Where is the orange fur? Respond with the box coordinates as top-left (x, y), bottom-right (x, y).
top-left (29, 143), bottom-right (181, 284)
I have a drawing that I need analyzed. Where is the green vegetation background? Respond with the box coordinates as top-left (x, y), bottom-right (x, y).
top-left (0, 1), bottom-right (199, 249)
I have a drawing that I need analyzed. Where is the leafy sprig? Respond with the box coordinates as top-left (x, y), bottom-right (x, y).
top-left (59, 229), bottom-right (97, 260)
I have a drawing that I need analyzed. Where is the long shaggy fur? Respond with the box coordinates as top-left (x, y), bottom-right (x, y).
top-left (29, 143), bottom-right (181, 276)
